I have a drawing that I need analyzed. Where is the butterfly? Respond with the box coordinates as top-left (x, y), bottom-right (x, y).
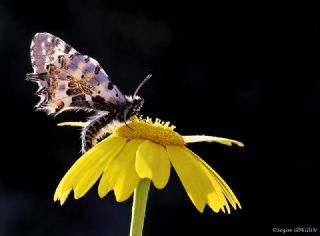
top-left (26, 33), bottom-right (151, 153)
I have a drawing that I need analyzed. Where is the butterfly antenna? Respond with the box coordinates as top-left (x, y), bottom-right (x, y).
top-left (133, 73), bottom-right (152, 97)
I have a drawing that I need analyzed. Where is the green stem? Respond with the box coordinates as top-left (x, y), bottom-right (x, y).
top-left (129, 178), bottom-right (151, 236)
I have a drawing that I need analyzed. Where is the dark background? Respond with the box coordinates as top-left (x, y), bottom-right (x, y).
top-left (0, 0), bottom-right (319, 235)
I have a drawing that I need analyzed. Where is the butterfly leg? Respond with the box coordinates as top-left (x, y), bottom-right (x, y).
top-left (81, 113), bottom-right (115, 153)
top-left (26, 72), bottom-right (48, 82)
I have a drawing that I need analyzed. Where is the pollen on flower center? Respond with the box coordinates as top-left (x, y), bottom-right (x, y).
top-left (113, 117), bottom-right (185, 146)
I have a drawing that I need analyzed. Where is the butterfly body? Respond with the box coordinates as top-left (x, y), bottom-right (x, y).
top-left (26, 33), bottom-right (146, 153)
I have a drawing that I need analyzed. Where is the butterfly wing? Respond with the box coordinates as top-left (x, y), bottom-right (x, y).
top-left (27, 32), bottom-right (126, 114)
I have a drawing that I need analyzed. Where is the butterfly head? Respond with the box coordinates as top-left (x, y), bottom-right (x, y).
top-left (131, 73), bottom-right (152, 113)
top-left (132, 95), bottom-right (144, 113)
top-left (124, 95), bottom-right (144, 116)
top-left (122, 74), bottom-right (152, 119)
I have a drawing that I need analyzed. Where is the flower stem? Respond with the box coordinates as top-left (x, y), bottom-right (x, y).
top-left (129, 178), bottom-right (151, 236)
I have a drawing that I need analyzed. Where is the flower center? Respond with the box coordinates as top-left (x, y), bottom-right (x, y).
top-left (113, 117), bottom-right (185, 146)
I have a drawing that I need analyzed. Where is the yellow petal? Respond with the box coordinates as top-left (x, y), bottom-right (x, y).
top-left (54, 135), bottom-right (127, 202)
top-left (185, 148), bottom-right (231, 213)
top-left (73, 135), bottom-right (127, 199)
top-left (58, 122), bottom-right (113, 134)
top-left (183, 135), bottom-right (244, 147)
top-left (189, 149), bottom-right (241, 210)
top-left (166, 145), bottom-right (213, 213)
top-left (136, 140), bottom-right (171, 189)
top-left (57, 122), bottom-right (88, 127)
top-left (59, 188), bottom-right (72, 205)
top-left (98, 139), bottom-right (142, 202)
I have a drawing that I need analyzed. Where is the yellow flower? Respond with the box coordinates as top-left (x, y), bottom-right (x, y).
top-left (55, 117), bottom-right (243, 213)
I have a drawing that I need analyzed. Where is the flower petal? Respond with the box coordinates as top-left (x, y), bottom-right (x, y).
top-left (166, 145), bottom-right (213, 213)
top-left (98, 139), bottom-right (143, 202)
top-left (58, 122), bottom-right (113, 134)
top-left (54, 134), bottom-right (127, 203)
top-left (184, 148), bottom-right (231, 213)
top-left (57, 122), bottom-right (88, 127)
top-left (136, 140), bottom-right (171, 189)
top-left (59, 188), bottom-right (72, 205)
top-left (73, 135), bottom-right (127, 199)
top-left (183, 135), bottom-right (244, 147)
top-left (189, 149), bottom-right (241, 211)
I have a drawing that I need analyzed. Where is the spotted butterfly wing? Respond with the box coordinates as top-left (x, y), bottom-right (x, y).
top-left (27, 32), bottom-right (148, 153)
top-left (27, 32), bottom-right (126, 114)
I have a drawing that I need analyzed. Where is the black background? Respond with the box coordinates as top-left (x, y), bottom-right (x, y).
top-left (0, 0), bottom-right (319, 235)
